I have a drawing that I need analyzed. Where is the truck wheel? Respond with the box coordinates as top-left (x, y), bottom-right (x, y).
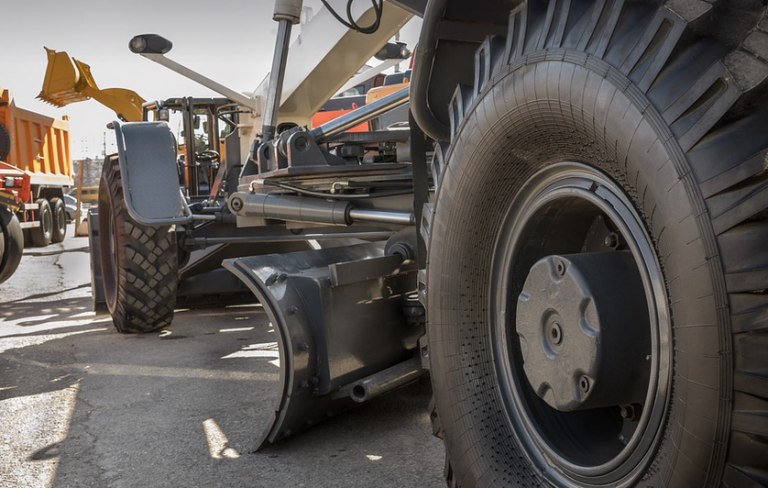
top-left (0, 210), bottom-right (23, 284)
top-left (30, 198), bottom-right (53, 247)
top-left (0, 122), bottom-right (10, 161)
top-left (427, 1), bottom-right (768, 487)
top-left (50, 197), bottom-right (67, 243)
top-left (98, 155), bottom-right (178, 333)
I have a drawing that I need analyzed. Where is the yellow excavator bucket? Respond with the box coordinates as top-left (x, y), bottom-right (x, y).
top-left (38, 47), bottom-right (146, 122)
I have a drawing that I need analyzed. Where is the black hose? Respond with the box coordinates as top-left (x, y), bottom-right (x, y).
top-left (321, 0), bottom-right (384, 34)
top-left (258, 179), bottom-right (412, 200)
top-left (410, 0), bottom-right (451, 142)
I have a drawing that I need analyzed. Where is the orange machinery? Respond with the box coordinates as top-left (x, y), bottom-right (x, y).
top-left (0, 86), bottom-right (73, 249)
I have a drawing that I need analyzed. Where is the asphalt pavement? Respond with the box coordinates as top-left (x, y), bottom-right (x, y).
top-left (0, 223), bottom-right (444, 488)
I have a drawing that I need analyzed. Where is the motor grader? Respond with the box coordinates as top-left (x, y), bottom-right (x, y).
top-left (57, 0), bottom-right (768, 486)
top-left (39, 39), bottom-right (412, 312)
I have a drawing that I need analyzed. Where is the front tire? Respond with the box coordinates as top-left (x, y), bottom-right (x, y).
top-left (427, 1), bottom-right (768, 486)
top-left (98, 155), bottom-right (178, 333)
top-left (0, 209), bottom-right (23, 284)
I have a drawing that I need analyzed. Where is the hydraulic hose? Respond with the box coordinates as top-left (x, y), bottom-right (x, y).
top-left (410, 0), bottom-right (451, 142)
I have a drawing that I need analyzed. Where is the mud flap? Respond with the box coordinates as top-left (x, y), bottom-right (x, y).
top-left (111, 120), bottom-right (192, 226)
top-left (223, 242), bottom-right (424, 449)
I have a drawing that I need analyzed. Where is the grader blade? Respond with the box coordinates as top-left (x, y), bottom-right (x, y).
top-left (223, 242), bottom-right (425, 449)
top-left (38, 47), bottom-right (145, 122)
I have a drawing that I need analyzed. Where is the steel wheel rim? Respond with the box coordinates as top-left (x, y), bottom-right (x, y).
top-left (490, 162), bottom-right (671, 486)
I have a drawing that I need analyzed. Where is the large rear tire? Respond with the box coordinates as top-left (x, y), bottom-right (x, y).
top-left (29, 198), bottom-right (53, 247)
top-left (50, 197), bottom-right (67, 243)
top-left (0, 209), bottom-right (23, 284)
top-left (427, 1), bottom-right (768, 487)
top-left (98, 155), bottom-right (178, 333)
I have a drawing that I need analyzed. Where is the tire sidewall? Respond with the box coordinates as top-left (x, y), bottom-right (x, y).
top-left (50, 197), bottom-right (67, 243)
top-left (31, 199), bottom-right (53, 247)
top-left (98, 159), bottom-right (123, 315)
top-left (428, 53), bottom-right (721, 486)
top-left (0, 210), bottom-right (24, 284)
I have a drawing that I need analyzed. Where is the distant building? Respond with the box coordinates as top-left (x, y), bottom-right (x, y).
top-left (71, 158), bottom-right (102, 188)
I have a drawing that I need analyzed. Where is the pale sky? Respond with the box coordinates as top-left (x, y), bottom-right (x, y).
top-left (1, 0), bottom-right (420, 160)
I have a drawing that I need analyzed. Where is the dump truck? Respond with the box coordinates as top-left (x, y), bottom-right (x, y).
top-left (0, 86), bottom-right (74, 282)
top-left (69, 0), bottom-right (768, 486)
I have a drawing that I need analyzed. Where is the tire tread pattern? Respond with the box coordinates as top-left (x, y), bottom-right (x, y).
top-left (30, 198), bottom-right (52, 247)
top-left (50, 197), bottom-right (66, 244)
top-left (100, 156), bottom-right (177, 333)
top-left (429, 1), bottom-right (768, 487)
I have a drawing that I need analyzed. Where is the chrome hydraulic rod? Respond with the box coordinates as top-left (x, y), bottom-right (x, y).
top-left (311, 86), bottom-right (410, 142)
top-left (187, 231), bottom-right (395, 247)
top-left (348, 208), bottom-right (414, 225)
top-left (262, 0), bottom-right (303, 142)
top-left (230, 191), bottom-right (414, 227)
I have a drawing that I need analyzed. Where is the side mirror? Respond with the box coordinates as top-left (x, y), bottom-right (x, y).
top-left (129, 34), bottom-right (173, 55)
top-left (374, 42), bottom-right (410, 61)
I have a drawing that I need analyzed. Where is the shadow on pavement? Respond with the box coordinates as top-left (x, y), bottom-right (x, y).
top-left (0, 299), bottom-right (444, 488)
top-left (0, 293), bottom-right (94, 326)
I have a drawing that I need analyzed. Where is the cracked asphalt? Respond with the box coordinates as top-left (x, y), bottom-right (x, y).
top-left (0, 223), bottom-right (444, 488)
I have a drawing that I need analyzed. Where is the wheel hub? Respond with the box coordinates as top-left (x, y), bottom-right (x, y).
top-left (516, 252), bottom-right (650, 412)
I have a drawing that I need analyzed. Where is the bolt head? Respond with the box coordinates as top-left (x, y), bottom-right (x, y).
top-left (604, 233), bottom-right (619, 249)
top-left (550, 323), bottom-right (563, 345)
top-left (579, 375), bottom-right (591, 393)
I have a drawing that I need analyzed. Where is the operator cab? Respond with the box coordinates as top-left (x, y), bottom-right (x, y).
top-left (142, 97), bottom-right (241, 200)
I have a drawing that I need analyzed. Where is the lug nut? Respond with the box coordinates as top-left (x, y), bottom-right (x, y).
top-left (620, 403), bottom-right (642, 421)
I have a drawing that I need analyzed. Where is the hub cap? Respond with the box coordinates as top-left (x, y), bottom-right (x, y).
top-left (517, 252), bottom-right (650, 412)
